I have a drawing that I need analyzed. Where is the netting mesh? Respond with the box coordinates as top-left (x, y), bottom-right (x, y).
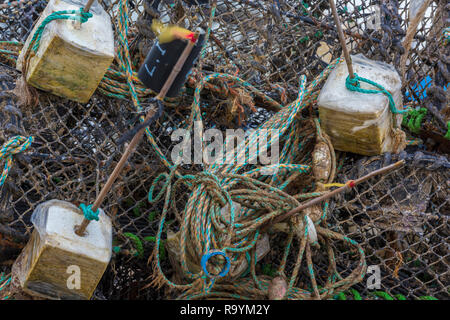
top-left (0, 0), bottom-right (448, 300)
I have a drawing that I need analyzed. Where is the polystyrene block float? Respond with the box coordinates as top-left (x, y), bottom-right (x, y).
top-left (16, 0), bottom-right (114, 103)
top-left (12, 200), bottom-right (112, 300)
top-left (318, 54), bottom-right (405, 156)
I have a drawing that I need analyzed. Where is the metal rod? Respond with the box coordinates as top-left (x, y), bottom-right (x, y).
top-left (75, 34), bottom-right (198, 236)
top-left (263, 160), bottom-right (405, 229)
top-left (329, 0), bottom-right (354, 79)
top-left (83, 0), bottom-right (95, 13)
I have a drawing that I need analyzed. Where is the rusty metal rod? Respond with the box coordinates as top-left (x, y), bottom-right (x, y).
top-left (75, 34), bottom-right (198, 236)
top-left (263, 160), bottom-right (405, 230)
top-left (329, 0), bottom-right (354, 79)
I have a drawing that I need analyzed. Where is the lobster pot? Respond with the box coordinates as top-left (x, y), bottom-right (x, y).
top-left (317, 54), bottom-right (405, 156)
top-left (138, 32), bottom-right (205, 97)
top-left (16, 0), bottom-right (114, 103)
top-left (12, 200), bottom-right (112, 300)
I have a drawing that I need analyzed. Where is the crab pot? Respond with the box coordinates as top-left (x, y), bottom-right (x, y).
top-left (12, 200), bottom-right (112, 300)
top-left (317, 54), bottom-right (405, 156)
top-left (137, 31), bottom-right (205, 98)
top-left (16, 0), bottom-right (114, 103)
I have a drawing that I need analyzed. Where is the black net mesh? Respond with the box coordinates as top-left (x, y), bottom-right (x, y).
top-left (0, 0), bottom-right (448, 300)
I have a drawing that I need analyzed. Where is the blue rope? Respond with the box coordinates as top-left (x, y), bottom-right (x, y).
top-left (79, 203), bottom-right (99, 221)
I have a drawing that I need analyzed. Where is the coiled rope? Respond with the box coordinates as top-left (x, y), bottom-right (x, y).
top-left (146, 58), bottom-right (367, 300)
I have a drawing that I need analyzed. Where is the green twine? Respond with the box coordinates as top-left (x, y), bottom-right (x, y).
top-left (444, 122), bottom-right (450, 140)
top-left (419, 296), bottom-right (438, 300)
top-left (30, 8), bottom-right (93, 53)
top-left (124, 232), bottom-right (144, 258)
top-left (121, 233), bottom-right (167, 260)
top-left (334, 288), bottom-right (438, 300)
top-left (402, 108), bottom-right (450, 140)
top-left (79, 203), bottom-right (99, 221)
top-left (372, 291), bottom-right (394, 300)
top-left (402, 107), bottom-right (427, 134)
top-left (345, 73), bottom-right (409, 114)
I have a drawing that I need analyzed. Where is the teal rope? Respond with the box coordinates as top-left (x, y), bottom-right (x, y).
top-left (0, 136), bottom-right (33, 187)
top-left (345, 73), bottom-right (409, 114)
top-left (79, 203), bottom-right (99, 221)
top-left (30, 8), bottom-right (93, 53)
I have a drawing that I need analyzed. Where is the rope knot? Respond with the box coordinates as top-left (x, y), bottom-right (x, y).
top-left (345, 73), bottom-right (409, 115)
top-left (0, 136), bottom-right (33, 186)
top-left (79, 203), bottom-right (100, 221)
top-left (346, 74), bottom-right (360, 88)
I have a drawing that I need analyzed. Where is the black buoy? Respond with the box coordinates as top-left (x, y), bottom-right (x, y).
top-left (138, 30), bottom-right (205, 98)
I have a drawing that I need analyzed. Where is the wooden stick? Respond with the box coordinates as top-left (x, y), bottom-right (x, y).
top-left (329, 0), bottom-right (354, 79)
top-left (75, 35), bottom-right (198, 236)
top-left (83, 0), bottom-right (95, 12)
top-left (263, 160), bottom-right (405, 229)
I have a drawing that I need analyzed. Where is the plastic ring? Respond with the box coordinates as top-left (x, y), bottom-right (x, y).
top-left (201, 250), bottom-right (231, 279)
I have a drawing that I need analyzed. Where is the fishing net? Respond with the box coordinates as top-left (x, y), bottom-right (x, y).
top-left (0, 0), bottom-right (448, 300)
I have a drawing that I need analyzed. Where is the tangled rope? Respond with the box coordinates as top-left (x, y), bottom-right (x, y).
top-left (0, 136), bottom-right (33, 187)
top-left (145, 58), bottom-right (367, 300)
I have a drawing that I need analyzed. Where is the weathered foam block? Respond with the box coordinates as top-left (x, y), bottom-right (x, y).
top-left (12, 200), bottom-right (112, 300)
top-left (17, 0), bottom-right (114, 103)
top-left (318, 54), bottom-right (404, 156)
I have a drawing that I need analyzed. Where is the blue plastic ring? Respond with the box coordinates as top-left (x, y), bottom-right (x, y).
top-left (201, 250), bottom-right (231, 278)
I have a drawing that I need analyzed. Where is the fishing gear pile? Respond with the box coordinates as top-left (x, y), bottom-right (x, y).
top-left (0, 0), bottom-right (448, 300)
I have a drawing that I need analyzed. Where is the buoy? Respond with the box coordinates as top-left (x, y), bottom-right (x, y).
top-left (317, 0), bottom-right (406, 156)
top-left (11, 23), bottom-right (200, 300)
top-left (138, 24), bottom-right (205, 97)
top-left (12, 200), bottom-right (112, 300)
top-left (16, 0), bottom-right (114, 103)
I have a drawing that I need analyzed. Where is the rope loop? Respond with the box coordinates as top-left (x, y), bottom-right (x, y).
top-left (345, 73), bottom-right (409, 114)
top-left (0, 135), bottom-right (33, 187)
top-left (79, 203), bottom-right (100, 221)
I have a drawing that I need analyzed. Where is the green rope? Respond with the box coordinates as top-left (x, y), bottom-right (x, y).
top-left (30, 8), bottom-right (93, 53)
top-left (334, 288), bottom-right (438, 300)
top-left (444, 122), bottom-right (450, 140)
top-left (402, 107), bottom-right (427, 134)
top-left (345, 73), bottom-right (409, 114)
top-left (124, 232), bottom-right (144, 258)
